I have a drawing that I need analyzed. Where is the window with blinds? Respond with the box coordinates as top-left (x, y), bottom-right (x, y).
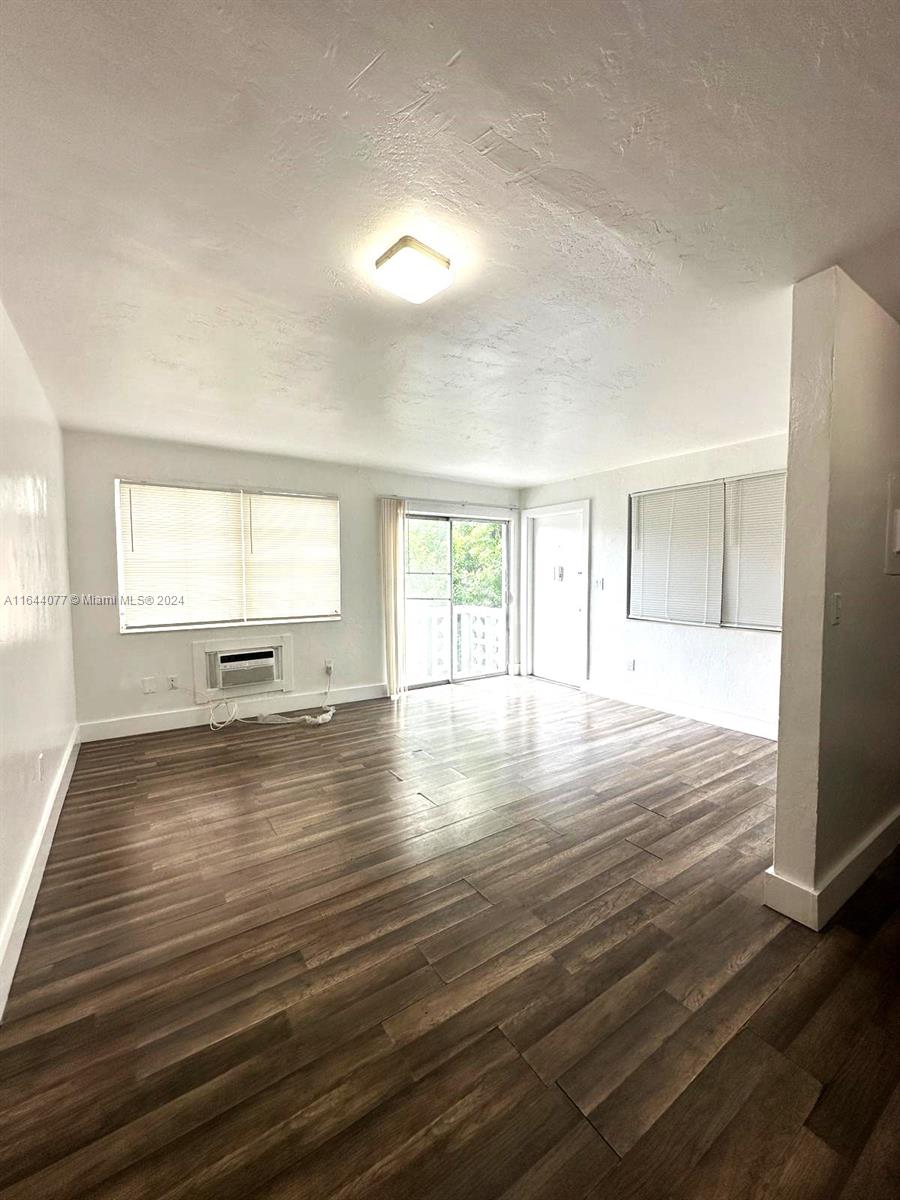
top-left (722, 472), bottom-right (786, 629)
top-left (116, 481), bottom-right (341, 631)
top-left (629, 482), bottom-right (724, 625)
top-left (628, 471), bottom-right (785, 630)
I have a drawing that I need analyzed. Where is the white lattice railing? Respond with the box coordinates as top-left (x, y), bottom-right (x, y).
top-left (406, 603), bottom-right (505, 684)
top-left (453, 605), bottom-right (505, 677)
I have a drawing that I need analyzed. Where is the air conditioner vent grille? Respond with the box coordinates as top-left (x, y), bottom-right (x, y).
top-left (193, 636), bottom-right (292, 703)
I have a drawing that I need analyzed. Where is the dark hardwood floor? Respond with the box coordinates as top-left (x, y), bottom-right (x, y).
top-left (1, 678), bottom-right (898, 1199)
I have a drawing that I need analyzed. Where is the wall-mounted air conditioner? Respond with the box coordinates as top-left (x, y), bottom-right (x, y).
top-left (211, 647), bottom-right (277, 691)
top-left (192, 634), bottom-right (293, 702)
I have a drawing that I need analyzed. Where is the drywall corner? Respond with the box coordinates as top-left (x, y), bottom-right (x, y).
top-left (769, 266), bottom-right (900, 927)
top-left (813, 266), bottom-right (900, 887)
top-left (770, 268), bottom-right (837, 893)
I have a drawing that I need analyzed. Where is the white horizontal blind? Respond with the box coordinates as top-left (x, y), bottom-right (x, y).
top-left (629, 482), bottom-right (724, 625)
top-left (116, 481), bottom-right (340, 630)
top-left (118, 483), bottom-right (244, 628)
top-left (723, 472), bottom-right (786, 629)
top-left (244, 492), bottom-right (341, 621)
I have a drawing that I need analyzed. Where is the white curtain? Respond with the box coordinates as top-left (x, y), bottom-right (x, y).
top-left (380, 497), bottom-right (407, 699)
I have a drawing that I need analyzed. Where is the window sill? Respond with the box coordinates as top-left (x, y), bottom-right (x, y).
top-left (626, 615), bottom-right (781, 632)
top-left (120, 615), bottom-right (341, 634)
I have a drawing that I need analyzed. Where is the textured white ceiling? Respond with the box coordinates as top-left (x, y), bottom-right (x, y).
top-left (1, 0), bottom-right (898, 485)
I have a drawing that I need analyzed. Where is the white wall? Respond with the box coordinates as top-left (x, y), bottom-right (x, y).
top-left (767, 267), bottom-right (900, 929)
top-left (521, 435), bottom-right (788, 738)
top-left (0, 301), bottom-right (78, 1015)
top-left (63, 431), bottom-right (518, 740)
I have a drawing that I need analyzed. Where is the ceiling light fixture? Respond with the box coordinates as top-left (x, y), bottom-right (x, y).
top-left (374, 235), bottom-right (452, 304)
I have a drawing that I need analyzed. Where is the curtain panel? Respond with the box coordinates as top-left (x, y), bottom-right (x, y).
top-left (379, 497), bottom-right (407, 698)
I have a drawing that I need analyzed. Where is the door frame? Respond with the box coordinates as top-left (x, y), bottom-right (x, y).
top-left (520, 499), bottom-right (591, 687)
top-left (404, 512), bottom-right (511, 688)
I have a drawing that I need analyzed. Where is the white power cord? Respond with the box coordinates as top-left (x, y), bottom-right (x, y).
top-left (172, 672), bottom-right (335, 732)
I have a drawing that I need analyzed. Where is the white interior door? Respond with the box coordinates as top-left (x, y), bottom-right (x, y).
top-left (528, 504), bottom-right (589, 686)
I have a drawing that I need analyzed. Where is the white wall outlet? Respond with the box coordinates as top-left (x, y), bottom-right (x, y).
top-left (166, 674), bottom-right (178, 690)
top-left (324, 659), bottom-right (334, 676)
top-left (626, 658), bottom-right (636, 671)
top-left (141, 676), bottom-right (156, 694)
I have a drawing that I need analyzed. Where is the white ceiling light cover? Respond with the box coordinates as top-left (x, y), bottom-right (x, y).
top-left (374, 235), bottom-right (452, 304)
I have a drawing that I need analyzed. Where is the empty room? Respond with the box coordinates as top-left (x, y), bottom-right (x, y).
top-left (1, 2), bottom-right (899, 1197)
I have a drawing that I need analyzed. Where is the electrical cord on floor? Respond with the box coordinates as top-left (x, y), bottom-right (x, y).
top-left (171, 675), bottom-right (335, 732)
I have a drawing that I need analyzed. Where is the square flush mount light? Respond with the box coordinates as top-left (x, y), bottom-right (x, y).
top-left (374, 235), bottom-right (452, 304)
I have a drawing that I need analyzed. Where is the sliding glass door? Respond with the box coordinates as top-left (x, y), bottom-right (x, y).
top-left (405, 516), bottom-right (452, 686)
top-left (405, 515), bottom-right (508, 687)
top-left (451, 520), bottom-right (507, 680)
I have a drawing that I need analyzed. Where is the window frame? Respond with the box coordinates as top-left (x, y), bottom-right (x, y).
top-left (114, 478), bottom-right (342, 634)
top-left (626, 470), bottom-right (785, 632)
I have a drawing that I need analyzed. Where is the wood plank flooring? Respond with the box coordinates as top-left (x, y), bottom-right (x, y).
top-left (1, 677), bottom-right (898, 1199)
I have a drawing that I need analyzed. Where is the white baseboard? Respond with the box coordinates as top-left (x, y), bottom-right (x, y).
top-left (765, 803), bottom-right (900, 930)
top-left (762, 868), bottom-right (819, 929)
top-left (79, 682), bottom-right (389, 742)
top-left (0, 726), bottom-right (80, 1020)
top-left (582, 680), bottom-right (778, 740)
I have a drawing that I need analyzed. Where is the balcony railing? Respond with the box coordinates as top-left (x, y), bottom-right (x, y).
top-left (453, 604), bottom-right (505, 677)
top-left (407, 602), bottom-right (506, 684)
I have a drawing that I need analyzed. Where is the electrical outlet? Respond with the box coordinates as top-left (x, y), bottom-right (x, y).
top-left (166, 674), bottom-right (178, 690)
top-left (324, 659), bottom-right (334, 676)
top-left (626, 658), bottom-right (636, 671)
top-left (141, 676), bottom-right (156, 694)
